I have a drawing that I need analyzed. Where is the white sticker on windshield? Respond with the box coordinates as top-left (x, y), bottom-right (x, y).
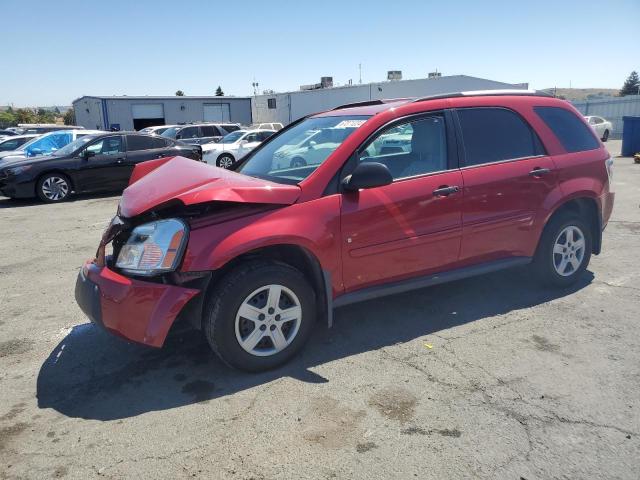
top-left (334, 119), bottom-right (366, 129)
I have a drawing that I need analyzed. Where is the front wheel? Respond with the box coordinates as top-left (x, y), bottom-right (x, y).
top-left (532, 214), bottom-right (592, 287)
top-left (203, 261), bottom-right (316, 372)
top-left (216, 154), bottom-right (235, 169)
top-left (36, 173), bottom-right (71, 203)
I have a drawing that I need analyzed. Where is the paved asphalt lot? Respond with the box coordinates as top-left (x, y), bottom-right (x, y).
top-left (0, 140), bottom-right (638, 479)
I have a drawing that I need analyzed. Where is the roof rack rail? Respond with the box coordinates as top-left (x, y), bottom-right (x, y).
top-left (332, 100), bottom-right (385, 111)
top-left (412, 89), bottom-right (552, 103)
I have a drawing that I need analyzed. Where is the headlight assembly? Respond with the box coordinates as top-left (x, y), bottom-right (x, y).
top-left (115, 219), bottom-right (188, 276)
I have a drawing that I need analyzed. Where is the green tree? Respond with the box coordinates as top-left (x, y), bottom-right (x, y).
top-left (63, 108), bottom-right (76, 126)
top-left (0, 110), bottom-right (16, 126)
top-left (36, 108), bottom-right (55, 123)
top-left (14, 108), bottom-right (35, 124)
top-left (175, 90), bottom-right (185, 96)
top-left (619, 71), bottom-right (640, 96)
top-left (215, 86), bottom-right (224, 96)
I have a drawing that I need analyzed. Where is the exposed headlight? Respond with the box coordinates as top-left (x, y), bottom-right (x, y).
top-left (115, 219), bottom-right (188, 276)
top-left (7, 165), bottom-right (32, 176)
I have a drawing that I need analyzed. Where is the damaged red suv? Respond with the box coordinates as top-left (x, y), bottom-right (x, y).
top-left (75, 91), bottom-right (614, 371)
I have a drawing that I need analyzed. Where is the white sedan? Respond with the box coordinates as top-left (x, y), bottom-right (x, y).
top-left (202, 129), bottom-right (276, 168)
top-left (585, 116), bottom-right (613, 142)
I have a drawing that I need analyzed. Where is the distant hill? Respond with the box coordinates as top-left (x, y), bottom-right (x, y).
top-left (541, 88), bottom-right (618, 102)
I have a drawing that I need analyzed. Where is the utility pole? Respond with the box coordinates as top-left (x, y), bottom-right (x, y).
top-left (359, 63), bottom-right (362, 84)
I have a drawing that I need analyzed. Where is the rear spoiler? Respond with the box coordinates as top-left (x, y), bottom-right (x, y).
top-left (128, 156), bottom-right (175, 186)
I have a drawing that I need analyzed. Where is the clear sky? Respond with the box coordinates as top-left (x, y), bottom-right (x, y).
top-left (2, 0), bottom-right (638, 106)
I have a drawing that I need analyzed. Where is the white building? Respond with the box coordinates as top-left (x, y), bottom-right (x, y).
top-left (252, 75), bottom-right (528, 125)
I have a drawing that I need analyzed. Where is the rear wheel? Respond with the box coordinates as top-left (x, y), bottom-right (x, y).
top-left (203, 261), bottom-right (316, 372)
top-left (36, 173), bottom-right (71, 203)
top-left (602, 130), bottom-right (609, 142)
top-left (533, 213), bottom-right (592, 287)
top-left (216, 154), bottom-right (235, 169)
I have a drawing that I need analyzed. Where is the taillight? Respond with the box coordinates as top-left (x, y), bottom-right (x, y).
top-left (605, 156), bottom-right (614, 182)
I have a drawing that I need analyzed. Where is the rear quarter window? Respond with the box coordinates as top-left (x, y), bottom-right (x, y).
top-left (457, 107), bottom-right (544, 166)
top-left (534, 106), bottom-right (599, 153)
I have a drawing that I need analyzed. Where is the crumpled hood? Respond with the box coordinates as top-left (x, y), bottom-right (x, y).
top-left (119, 156), bottom-right (301, 218)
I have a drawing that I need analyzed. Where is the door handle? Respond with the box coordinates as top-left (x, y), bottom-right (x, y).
top-left (433, 185), bottom-right (460, 197)
top-left (115, 158), bottom-right (124, 164)
top-left (529, 167), bottom-right (551, 177)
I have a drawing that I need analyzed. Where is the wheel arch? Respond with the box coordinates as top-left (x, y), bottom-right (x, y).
top-left (541, 196), bottom-right (602, 255)
top-left (203, 243), bottom-right (330, 328)
top-left (36, 170), bottom-right (76, 193)
top-left (217, 152), bottom-right (235, 162)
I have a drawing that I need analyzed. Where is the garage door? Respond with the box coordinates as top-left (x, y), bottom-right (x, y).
top-left (131, 103), bottom-right (164, 119)
top-left (204, 104), bottom-right (231, 122)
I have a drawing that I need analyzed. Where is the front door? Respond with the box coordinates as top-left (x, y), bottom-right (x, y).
top-left (340, 113), bottom-right (463, 292)
top-left (74, 135), bottom-right (127, 192)
top-left (454, 107), bottom-right (557, 263)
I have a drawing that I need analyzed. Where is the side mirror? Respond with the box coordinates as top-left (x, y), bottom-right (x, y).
top-left (342, 162), bottom-right (393, 191)
top-left (239, 139), bottom-right (248, 145)
top-left (308, 140), bottom-right (317, 149)
top-left (83, 149), bottom-right (96, 159)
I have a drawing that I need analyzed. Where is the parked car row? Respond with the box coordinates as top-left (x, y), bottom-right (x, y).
top-left (0, 132), bottom-right (201, 202)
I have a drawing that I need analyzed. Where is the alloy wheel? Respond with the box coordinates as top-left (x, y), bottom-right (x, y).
top-left (235, 284), bottom-right (302, 357)
top-left (218, 156), bottom-right (234, 169)
top-left (41, 176), bottom-right (69, 201)
top-left (552, 225), bottom-right (585, 276)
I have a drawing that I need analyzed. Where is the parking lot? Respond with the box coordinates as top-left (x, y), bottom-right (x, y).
top-left (0, 139), bottom-right (638, 479)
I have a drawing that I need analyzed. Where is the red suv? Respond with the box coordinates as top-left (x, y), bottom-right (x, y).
top-left (75, 91), bottom-right (614, 372)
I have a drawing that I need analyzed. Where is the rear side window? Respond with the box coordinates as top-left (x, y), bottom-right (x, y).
top-left (126, 135), bottom-right (156, 151)
top-left (534, 106), bottom-right (599, 153)
top-left (201, 125), bottom-right (217, 136)
top-left (457, 108), bottom-right (544, 166)
top-left (178, 126), bottom-right (200, 139)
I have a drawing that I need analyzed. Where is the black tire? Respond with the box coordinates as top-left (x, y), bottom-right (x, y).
top-left (216, 154), bottom-right (235, 169)
top-left (290, 157), bottom-right (307, 168)
top-left (36, 173), bottom-right (71, 203)
top-left (532, 213), bottom-right (592, 287)
top-left (203, 261), bottom-right (316, 372)
top-left (602, 130), bottom-right (609, 142)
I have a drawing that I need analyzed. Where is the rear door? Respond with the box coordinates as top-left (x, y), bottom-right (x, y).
top-left (201, 125), bottom-right (224, 144)
top-left (340, 112), bottom-right (463, 292)
top-left (454, 107), bottom-right (556, 264)
top-left (74, 135), bottom-right (127, 192)
top-left (125, 134), bottom-right (173, 162)
top-left (176, 126), bottom-right (201, 145)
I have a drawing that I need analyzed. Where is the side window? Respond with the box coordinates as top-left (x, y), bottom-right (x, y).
top-left (245, 133), bottom-right (259, 143)
top-left (126, 135), bottom-right (156, 151)
top-left (201, 125), bottom-right (216, 137)
top-left (358, 115), bottom-right (448, 180)
top-left (534, 106), bottom-right (599, 153)
top-left (178, 126), bottom-right (200, 139)
top-left (86, 136), bottom-right (124, 155)
top-left (594, 117), bottom-right (603, 124)
top-left (150, 137), bottom-right (169, 149)
top-left (457, 108), bottom-right (543, 166)
top-left (259, 131), bottom-right (273, 141)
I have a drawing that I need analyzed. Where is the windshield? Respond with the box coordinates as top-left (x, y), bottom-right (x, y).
top-left (52, 135), bottom-right (98, 156)
top-left (161, 127), bottom-right (180, 139)
top-left (221, 131), bottom-right (246, 143)
top-left (238, 116), bottom-right (369, 183)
